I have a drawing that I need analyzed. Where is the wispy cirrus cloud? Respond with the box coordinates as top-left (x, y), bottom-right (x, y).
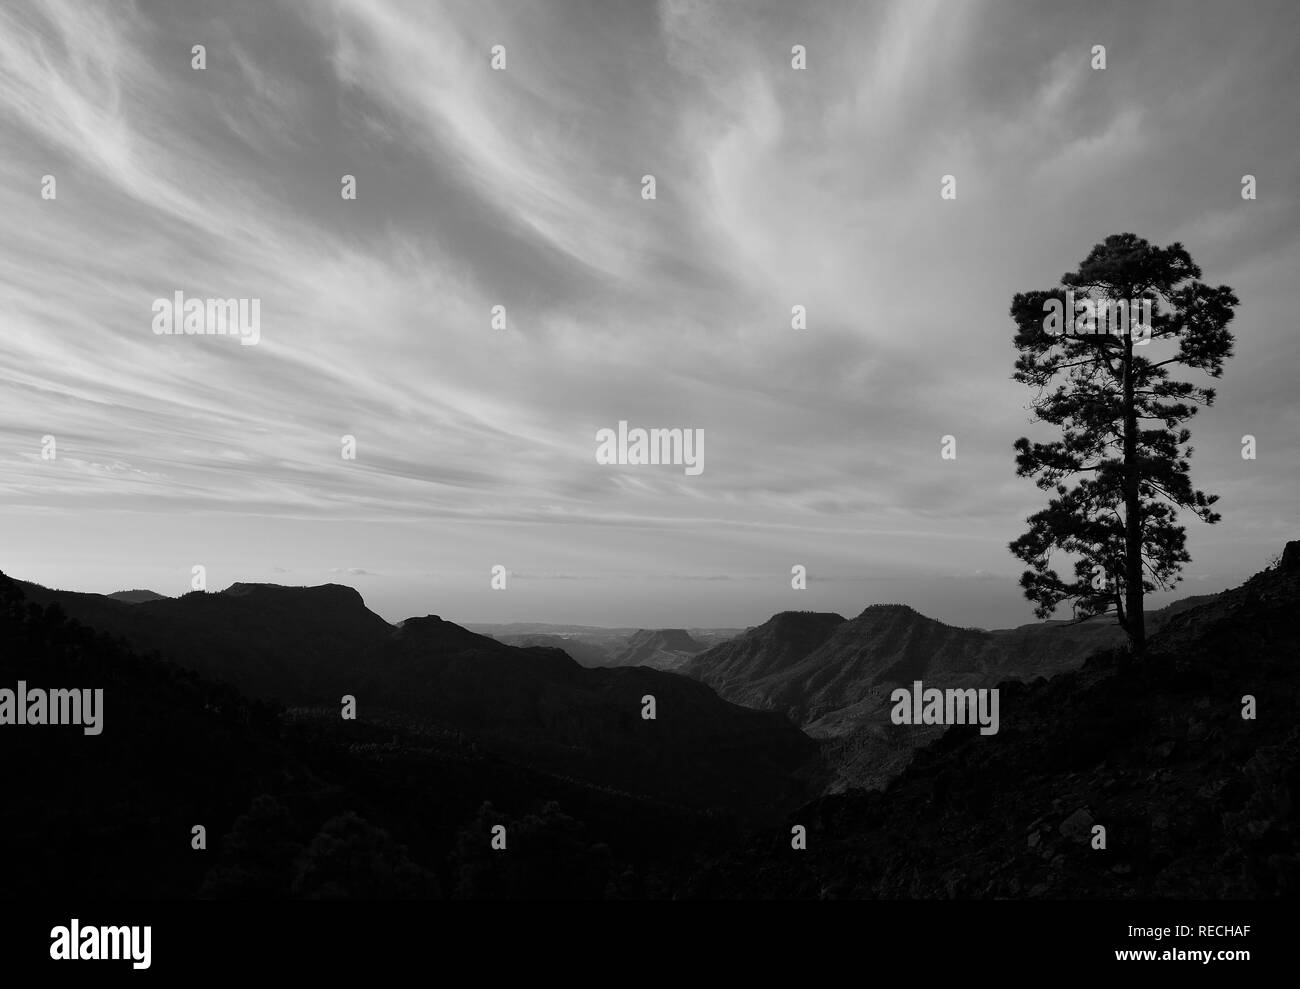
top-left (1, 0), bottom-right (1296, 627)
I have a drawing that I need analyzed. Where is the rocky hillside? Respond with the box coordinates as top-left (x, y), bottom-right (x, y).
top-left (684, 541), bottom-right (1300, 898)
top-left (684, 594), bottom-right (1225, 792)
top-left (685, 598), bottom-right (1218, 733)
top-left (608, 628), bottom-right (707, 670)
top-left (680, 611), bottom-right (846, 703)
top-left (685, 604), bottom-right (1117, 733)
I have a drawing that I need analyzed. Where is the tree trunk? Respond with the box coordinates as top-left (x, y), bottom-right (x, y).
top-left (1121, 336), bottom-right (1146, 654)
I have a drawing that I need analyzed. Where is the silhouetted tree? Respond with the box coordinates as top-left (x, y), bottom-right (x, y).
top-left (199, 795), bottom-right (304, 899)
top-left (450, 801), bottom-right (612, 899)
top-left (1009, 233), bottom-right (1237, 653)
top-left (292, 811), bottom-right (439, 899)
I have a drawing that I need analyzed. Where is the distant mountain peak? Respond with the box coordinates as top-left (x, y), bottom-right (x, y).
top-left (219, 581), bottom-right (368, 607)
top-left (395, 614), bottom-right (450, 630)
top-left (391, 614), bottom-right (500, 653)
top-left (223, 580), bottom-right (351, 594)
top-left (106, 589), bottom-right (167, 603)
top-left (856, 602), bottom-right (922, 616)
top-left (610, 627), bottom-right (707, 669)
top-left (681, 609), bottom-right (849, 701)
top-left (688, 594), bottom-right (1137, 741)
top-left (626, 627), bottom-right (703, 649)
top-left (768, 610), bottom-right (847, 625)
top-left (851, 602), bottom-right (964, 629)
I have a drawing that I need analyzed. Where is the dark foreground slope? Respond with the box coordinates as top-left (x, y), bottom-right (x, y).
top-left (0, 572), bottom-right (293, 897)
top-left (684, 543), bottom-right (1300, 898)
top-left (5, 540), bottom-right (1292, 900)
top-left (359, 615), bottom-right (819, 820)
top-left (0, 571), bottom-right (757, 899)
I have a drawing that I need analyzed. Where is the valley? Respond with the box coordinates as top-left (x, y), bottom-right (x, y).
top-left (3, 543), bottom-right (1294, 900)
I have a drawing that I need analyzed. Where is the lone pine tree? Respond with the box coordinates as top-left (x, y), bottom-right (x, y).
top-left (1008, 233), bottom-right (1238, 654)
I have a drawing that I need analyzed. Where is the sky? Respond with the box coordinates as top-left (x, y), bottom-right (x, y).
top-left (0, 0), bottom-right (1296, 629)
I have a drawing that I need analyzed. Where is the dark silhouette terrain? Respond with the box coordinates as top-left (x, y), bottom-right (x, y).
top-left (3, 542), bottom-right (1294, 899)
top-left (0, 570), bottom-right (747, 899)
top-left (10, 579), bottom-right (818, 824)
top-left (686, 543), bottom-right (1300, 898)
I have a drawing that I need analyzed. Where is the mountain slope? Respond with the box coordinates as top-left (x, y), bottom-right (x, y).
top-left (0, 571), bottom-right (294, 898)
top-left (684, 597), bottom-right (1228, 793)
top-left (358, 614), bottom-right (820, 820)
top-left (686, 597), bottom-right (1212, 737)
top-left (0, 571), bottom-right (745, 899)
top-left (107, 589), bottom-right (169, 603)
top-left (608, 628), bottom-right (707, 669)
top-left (681, 611), bottom-right (845, 704)
top-left (16, 579), bottom-right (391, 701)
top-left (11, 580), bottom-right (818, 822)
top-left (684, 542), bottom-right (1300, 899)
top-left (685, 605), bottom-right (1026, 729)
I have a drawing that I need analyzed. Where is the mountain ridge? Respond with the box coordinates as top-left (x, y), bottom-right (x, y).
top-left (10, 574), bottom-right (817, 823)
top-left (686, 541), bottom-right (1300, 898)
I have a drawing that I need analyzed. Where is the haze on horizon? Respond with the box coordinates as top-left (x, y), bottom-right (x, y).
top-left (1, 0), bottom-right (1297, 630)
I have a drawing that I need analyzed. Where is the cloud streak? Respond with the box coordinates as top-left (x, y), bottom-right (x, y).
top-left (0, 0), bottom-right (1296, 627)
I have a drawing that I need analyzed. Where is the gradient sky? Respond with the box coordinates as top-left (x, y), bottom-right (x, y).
top-left (1, 0), bottom-right (1296, 629)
